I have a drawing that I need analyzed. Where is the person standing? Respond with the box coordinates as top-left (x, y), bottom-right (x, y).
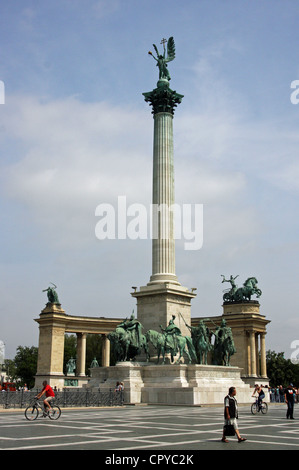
top-left (285, 383), bottom-right (296, 419)
top-left (279, 385), bottom-right (285, 403)
top-left (222, 386), bottom-right (247, 443)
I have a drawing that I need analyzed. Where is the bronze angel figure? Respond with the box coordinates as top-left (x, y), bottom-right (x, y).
top-left (148, 37), bottom-right (176, 81)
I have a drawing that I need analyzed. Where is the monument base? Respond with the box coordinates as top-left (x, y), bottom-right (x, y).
top-left (131, 283), bottom-right (196, 339)
top-left (87, 362), bottom-right (251, 406)
top-left (34, 374), bottom-right (89, 390)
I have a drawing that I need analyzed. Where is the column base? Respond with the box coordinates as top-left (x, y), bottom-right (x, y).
top-left (148, 273), bottom-right (181, 286)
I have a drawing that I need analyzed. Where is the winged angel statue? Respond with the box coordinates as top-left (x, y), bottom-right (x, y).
top-left (148, 37), bottom-right (176, 81)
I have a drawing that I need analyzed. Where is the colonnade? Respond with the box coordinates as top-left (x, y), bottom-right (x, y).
top-left (34, 303), bottom-right (121, 388)
top-left (248, 331), bottom-right (267, 378)
top-left (76, 332), bottom-right (110, 376)
top-left (35, 301), bottom-right (270, 389)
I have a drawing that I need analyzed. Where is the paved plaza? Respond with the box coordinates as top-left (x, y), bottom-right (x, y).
top-left (0, 403), bottom-right (298, 453)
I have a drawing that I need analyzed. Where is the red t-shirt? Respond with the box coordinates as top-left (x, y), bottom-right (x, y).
top-left (43, 384), bottom-right (55, 397)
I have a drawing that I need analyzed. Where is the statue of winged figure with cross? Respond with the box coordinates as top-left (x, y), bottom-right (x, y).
top-left (148, 37), bottom-right (176, 82)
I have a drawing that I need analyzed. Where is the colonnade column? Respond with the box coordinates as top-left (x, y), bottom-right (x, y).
top-left (247, 330), bottom-right (267, 378)
top-left (76, 333), bottom-right (86, 376)
top-left (249, 331), bottom-right (257, 377)
top-left (260, 333), bottom-right (267, 378)
top-left (102, 334), bottom-right (110, 367)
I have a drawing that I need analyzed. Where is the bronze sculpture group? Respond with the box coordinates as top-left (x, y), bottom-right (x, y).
top-left (43, 273), bottom-right (262, 367)
top-left (221, 275), bottom-right (262, 302)
top-left (109, 313), bottom-right (236, 367)
top-left (105, 273), bottom-right (261, 366)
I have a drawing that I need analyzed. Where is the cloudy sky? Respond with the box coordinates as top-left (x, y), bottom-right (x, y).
top-left (1, 0), bottom-right (299, 360)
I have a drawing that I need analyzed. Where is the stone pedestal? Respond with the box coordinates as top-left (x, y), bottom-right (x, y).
top-left (131, 283), bottom-right (196, 341)
top-left (196, 301), bottom-right (270, 385)
top-left (88, 362), bottom-right (252, 405)
top-left (35, 303), bottom-right (66, 382)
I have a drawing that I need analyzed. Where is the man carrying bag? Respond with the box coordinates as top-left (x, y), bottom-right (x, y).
top-left (222, 386), bottom-right (247, 443)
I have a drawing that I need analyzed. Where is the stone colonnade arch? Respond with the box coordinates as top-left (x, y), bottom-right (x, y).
top-left (34, 303), bottom-right (122, 389)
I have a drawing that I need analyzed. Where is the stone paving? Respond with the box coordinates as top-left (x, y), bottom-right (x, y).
top-left (0, 403), bottom-right (298, 453)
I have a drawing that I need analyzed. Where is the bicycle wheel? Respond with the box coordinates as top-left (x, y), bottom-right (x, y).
top-left (48, 404), bottom-right (61, 420)
top-left (251, 403), bottom-right (258, 415)
top-left (261, 402), bottom-right (268, 414)
top-left (25, 405), bottom-right (39, 421)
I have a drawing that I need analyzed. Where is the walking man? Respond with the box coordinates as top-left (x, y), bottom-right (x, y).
top-left (222, 386), bottom-right (247, 443)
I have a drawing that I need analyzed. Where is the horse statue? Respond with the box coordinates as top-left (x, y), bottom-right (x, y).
top-left (184, 319), bottom-right (212, 365)
top-left (107, 330), bottom-right (130, 362)
top-left (233, 277), bottom-right (262, 302)
top-left (222, 336), bottom-right (236, 366)
top-left (146, 316), bottom-right (197, 365)
top-left (195, 328), bottom-right (213, 365)
top-left (222, 275), bottom-right (262, 302)
top-left (212, 318), bottom-right (236, 366)
top-left (108, 314), bottom-right (150, 362)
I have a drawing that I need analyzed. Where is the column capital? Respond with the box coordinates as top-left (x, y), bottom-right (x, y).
top-left (143, 81), bottom-right (183, 115)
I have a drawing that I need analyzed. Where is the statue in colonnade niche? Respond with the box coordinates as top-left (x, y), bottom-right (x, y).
top-left (66, 357), bottom-right (76, 376)
top-left (90, 357), bottom-right (99, 368)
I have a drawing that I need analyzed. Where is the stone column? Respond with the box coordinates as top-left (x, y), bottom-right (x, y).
top-left (255, 333), bottom-right (260, 376)
top-left (132, 80), bottom-right (196, 342)
top-left (76, 333), bottom-right (86, 376)
top-left (249, 331), bottom-right (257, 377)
top-left (260, 333), bottom-right (267, 378)
top-left (247, 333), bottom-right (251, 375)
top-left (150, 111), bottom-right (178, 285)
top-left (102, 334), bottom-right (110, 367)
top-left (143, 79), bottom-right (184, 287)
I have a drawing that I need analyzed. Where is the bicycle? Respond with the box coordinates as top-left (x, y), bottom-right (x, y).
top-left (25, 398), bottom-right (61, 421)
top-left (251, 398), bottom-right (268, 415)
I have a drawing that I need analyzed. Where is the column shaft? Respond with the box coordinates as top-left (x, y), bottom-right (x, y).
top-left (150, 112), bottom-right (178, 285)
top-left (260, 333), bottom-right (267, 378)
top-left (102, 334), bottom-right (110, 367)
top-left (76, 333), bottom-right (86, 377)
top-left (250, 331), bottom-right (257, 377)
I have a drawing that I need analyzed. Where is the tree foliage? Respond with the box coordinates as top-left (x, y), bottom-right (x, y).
top-left (266, 350), bottom-right (299, 387)
top-left (14, 346), bottom-right (38, 388)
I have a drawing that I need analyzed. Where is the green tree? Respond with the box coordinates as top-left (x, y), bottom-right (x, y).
top-left (14, 346), bottom-right (38, 388)
top-left (266, 350), bottom-right (299, 387)
top-left (3, 359), bottom-right (17, 382)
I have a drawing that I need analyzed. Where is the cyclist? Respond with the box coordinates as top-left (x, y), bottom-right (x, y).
top-left (252, 384), bottom-right (265, 410)
top-left (36, 381), bottom-right (55, 415)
